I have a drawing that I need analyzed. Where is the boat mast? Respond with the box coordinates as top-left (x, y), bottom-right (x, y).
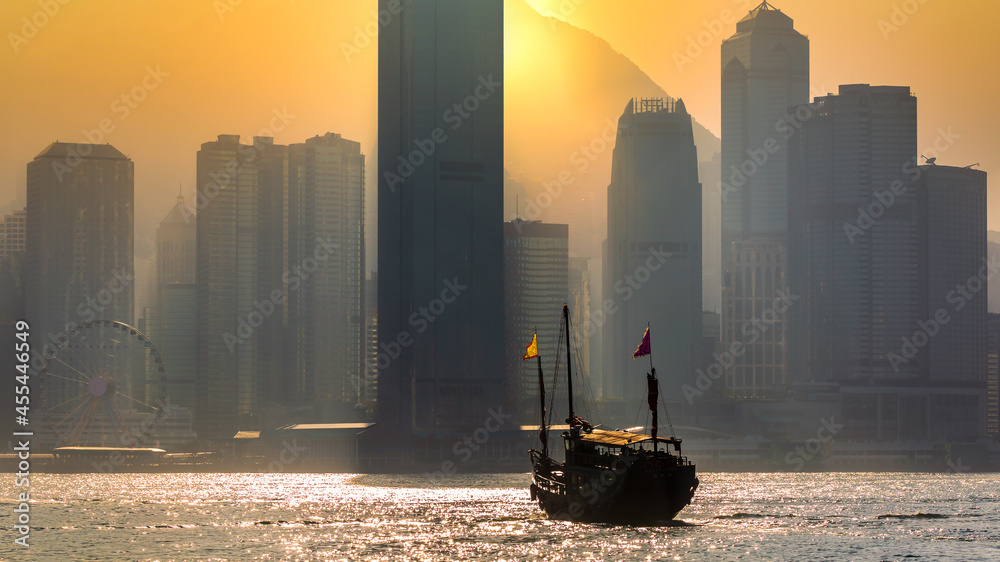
top-left (564, 304), bottom-right (575, 422)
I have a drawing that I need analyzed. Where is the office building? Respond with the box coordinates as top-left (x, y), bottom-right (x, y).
top-left (195, 135), bottom-right (288, 437)
top-left (603, 98), bottom-right (702, 404)
top-left (503, 219), bottom-right (568, 423)
top-left (288, 133), bottom-right (366, 412)
top-left (378, 0), bottom-right (505, 432)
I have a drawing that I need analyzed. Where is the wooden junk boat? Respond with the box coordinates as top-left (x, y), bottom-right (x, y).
top-left (528, 305), bottom-right (699, 523)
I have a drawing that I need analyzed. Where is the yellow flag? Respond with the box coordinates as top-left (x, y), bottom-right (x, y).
top-left (523, 332), bottom-right (538, 360)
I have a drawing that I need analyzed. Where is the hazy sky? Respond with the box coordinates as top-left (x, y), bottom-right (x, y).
top-left (2, 0), bottom-right (998, 239)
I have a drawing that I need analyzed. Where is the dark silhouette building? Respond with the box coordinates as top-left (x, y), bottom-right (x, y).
top-left (603, 98), bottom-right (702, 404)
top-left (789, 85), bottom-right (987, 440)
top-left (377, 0), bottom-right (505, 432)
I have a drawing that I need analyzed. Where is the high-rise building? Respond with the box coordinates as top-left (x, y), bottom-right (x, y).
top-left (721, 240), bottom-right (787, 398)
top-left (789, 85), bottom-right (987, 440)
top-left (157, 194), bottom-right (196, 286)
top-left (568, 256), bottom-right (592, 389)
top-left (27, 142), bottom-right (134, 346)
top-left (288, 132), bottom-right (366, 412)
top-left (603, 98), bottom-right (702, 404)
top-left (503, 219), bottom-right (568, 423)
top-left (789, 85), bottom-right (919, 384)
top-left (378, 0), bottom-right (504, 432)
top-left (719, 2), bottom-right (807, 400)
top-left (143, 195), bottom-right (198, 414)
top-left (988, 313), bottom-right (1000, 438)
top-left (364, 273), bottom-right (379, 407)
top-left (195, 135), bottom-right (288, 438)
top-left (720, 1), bottom-right (809, 255)
top-left (0, 208), bottom-right (26, 258)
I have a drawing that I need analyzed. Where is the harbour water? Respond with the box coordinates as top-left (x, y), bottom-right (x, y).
top-left (2, 472), bottom-right (998, 560)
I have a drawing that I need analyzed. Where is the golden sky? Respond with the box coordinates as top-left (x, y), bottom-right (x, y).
top-left (2, 0), bottom-right (998, 236)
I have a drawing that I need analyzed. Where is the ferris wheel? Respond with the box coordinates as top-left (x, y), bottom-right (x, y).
top-left (38, 320), bottom-right (167, 448)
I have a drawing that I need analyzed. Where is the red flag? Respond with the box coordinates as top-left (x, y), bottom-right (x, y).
top-left (633, 326), bottom-right (650, 358)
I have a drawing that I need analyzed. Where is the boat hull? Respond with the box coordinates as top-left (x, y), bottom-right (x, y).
top-left (531, 461), bottom-right (698, 524)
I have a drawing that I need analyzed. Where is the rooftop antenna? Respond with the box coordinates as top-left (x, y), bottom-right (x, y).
top-left (921, 155), bottom-right (937, 165)
top-left (965, 163), bottom-right (980, 169)
top-left (178, 182), bottom-right (185, 202)
top-left (516, 195), bottom-right (520, 220)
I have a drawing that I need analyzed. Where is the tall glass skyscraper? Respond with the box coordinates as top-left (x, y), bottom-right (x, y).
top-left (603, 98), bottom-right (702, 404)
top-left (720, 1), bottom-right (809, 253)
top-left (720, 2), bottom-right (807, 399)
top-left (378, 0), bottom-right (504, 432)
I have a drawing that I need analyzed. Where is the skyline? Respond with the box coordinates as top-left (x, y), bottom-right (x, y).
top-left (2, 0), bottom-right (998, 263)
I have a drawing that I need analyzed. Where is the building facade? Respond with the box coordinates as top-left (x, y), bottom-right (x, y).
top-left (378, 0), bottom-right (505, 432)
top-left (0, 208), bottom-right (26, 258)
top-left (288, 133), bottom-right (366, 412)
top-left (195, 135), bottom-right (289, 438)
top-left (789, 85), bottom-right (987, 440)
top-left (721, 240), bottom-right (787, 398)
top-left (603, 98), bottom-right (702, 404)
top-left (157, 195), bottom-right (196, 286)
top-left (503, 220), bottom-right (568, 423)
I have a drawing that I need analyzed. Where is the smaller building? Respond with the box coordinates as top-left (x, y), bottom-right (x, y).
top-left (0, 208), bottom-right (26, 258)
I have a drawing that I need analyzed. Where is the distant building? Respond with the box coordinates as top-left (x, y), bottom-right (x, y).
top-left (157, 194), bottom-right (196, 286)
top-left (568, 256), bottom-right (592, 390)
top-left (363, 274), bottom-right (378, 407)
top-left (144, 195), bottom-right (198, 413)
top-left (195, 135), bottom-right (289, 438)
top-left (378, 0), bottom-right (505, 432)
top-left (720, 2), bottom-right (807, 400)
top-left (287, 132), bottom-right (366, 413)
top-left (603, 98), bottom-right (702, 404)
top-left (789, 85), bottom-right (987, 440)
top-left (721, 240), bottom-right (787, 398)
top-left (0, 208), bottom-right (26, 258)
top-left (988, 313), bottom-right (999, 438)
top-left (503, 219), bottom-right (568, 423)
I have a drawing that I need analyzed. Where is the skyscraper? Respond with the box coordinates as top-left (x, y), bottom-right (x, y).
top-left (288, 132), bottom-right (366, 412)
top-left (157, 194), bottom-right (196, 286)
top-left (143, 195), bottom-right (198, 413)
top-left (26, 142), bottom-right (134, 347)
top-left (195, 135), bottom-right (288, 438)
top-left (378, 0), bottom-right (504, 432)
top-left (0, 208), bottom-right (26, 258)
top-left (503, 219), bottom-right (568, 423)
top-left (720, 1), bottom-right (807, 400)
top-left (721, 1), bottom-right (809, 253)
top-left (789, 85), bottom-right (987, 440)
top-left (603, 98), bottom-right (702, 404)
